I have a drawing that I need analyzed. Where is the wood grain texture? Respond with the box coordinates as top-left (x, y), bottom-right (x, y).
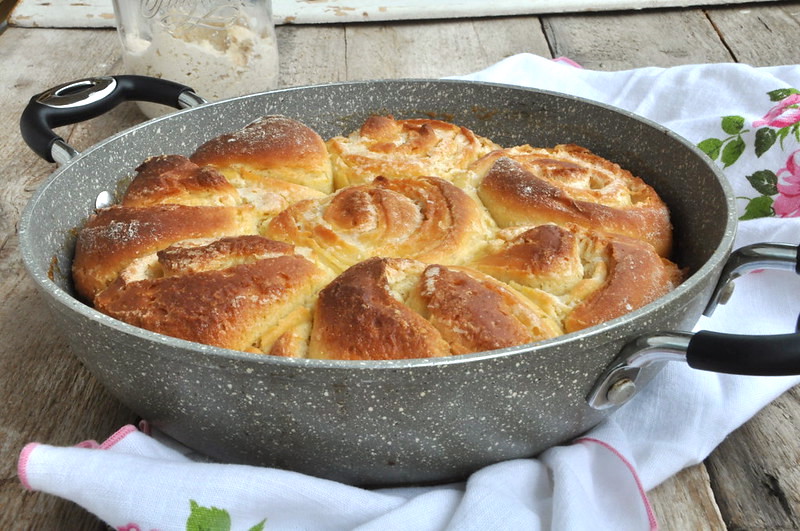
top-left (0, 27), bottom-right (137, 531)
top-left (648, 464), bottom-right (726, 530)
top-left (705, 385), bottom-right (800, 529)
top-left (541, 8), bottom-right (733, 69)
top-left (276, 24), bottom-right (348, 87)
top-left (342, 16), bottom-right (551, 80)
top-left (8, 0), bottom-right (782, 27)
top-left (706, 2), bottom-right (800, 66)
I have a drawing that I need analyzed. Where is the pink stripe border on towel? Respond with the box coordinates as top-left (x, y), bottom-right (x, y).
top-left (99, 424), bottom-right (138, 449)
top-left (17, 425), bottom-right (139, 491)
top-left (17, 442), bottom-right (40, 491)
top-left (575, 437), bottom-right (659, 531)
top-left (552, 57), bottom-right (583, 68)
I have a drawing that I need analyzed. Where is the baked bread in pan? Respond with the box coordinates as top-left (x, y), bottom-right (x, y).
top-left (309, 257), bottom-right (563, 360)
top-left (263, 175), bottom-right (493, 273)
top-left (73, 115), bottom-right (683, 360)
top-left (95, 236), bottom-right (328, 355)
top-left (327, 115), bottom-right (500, 189)
top-left (191, 115), bottom-right (334, 194)
top-left (472, 145), bottom-right (673, 257)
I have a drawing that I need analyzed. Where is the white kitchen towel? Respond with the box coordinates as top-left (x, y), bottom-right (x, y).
top-left (18, 54), bottom-right (800, 530)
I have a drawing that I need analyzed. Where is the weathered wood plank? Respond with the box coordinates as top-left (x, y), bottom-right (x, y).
top-left (276, 24), bottom-right (348, 88)
top-left (0, 27), bottom-right (136, 531)
top-left (541, 8), bottom-right (733, 69)
top-left (8, 0), bottom-right (783, 28)
top-left (648, 464), bottom-right (727, 531)
top-left (0, 295), bottom-right (134, 531)
top-left (706, 2), bottom-right (800, 66)
top-left (343, 16), bottom-right (551, 80)
top-left (705, 385), bottom-right (800, 529)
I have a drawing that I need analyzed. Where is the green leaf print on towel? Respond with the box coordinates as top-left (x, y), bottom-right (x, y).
top-left (697, 115), bottom-right (749, 168)
top-left (186, 500), bottom-right (266, 531)
top-left (697, 88), bottom-right (800, 220)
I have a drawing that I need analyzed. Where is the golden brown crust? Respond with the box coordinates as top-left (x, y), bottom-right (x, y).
top-left (564, 237), bottom-right (684, 332)
top-left (122, 155), bottom-right (240, 208)
top-left (157, 235), bottom-right (296, 276)
top-left (326, 115), bottom-right (500, 189)
top-left (309, 258), bottom-right (451, 360)
top-left (124, 154), bottom-right (324, 222)
top-left (95, 236), bottom-right (327, 353)
top-left (471, 224), bottom-right (684, 332)
top-left (473, 145), bottom-right (673, 256)
top-left (417, 265), bottom-right (563, 354)
top-left (72, 205), bottom-right (258, 302)
top-left (73, 114), bottom-right (682, 359)
top-left (191, 115), bottom-right (334, 193)
top-left (264, 175), bottom-right (492, 273)
top-left (472, 224), bottom-right (583, 290)
top-left (309, 257), bottom-right (561, 360)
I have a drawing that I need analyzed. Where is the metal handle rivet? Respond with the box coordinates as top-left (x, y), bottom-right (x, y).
top-left (606, 377), bottom-right (636, 405)
top-left (718, 282), bottom-right (735, 306)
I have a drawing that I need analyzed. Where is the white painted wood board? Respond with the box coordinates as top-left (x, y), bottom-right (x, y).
top-left (10, 0), bottom-right (778, 28)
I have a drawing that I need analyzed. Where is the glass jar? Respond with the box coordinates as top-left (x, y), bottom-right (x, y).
top-left (111, 0), bottom-right (279, 118)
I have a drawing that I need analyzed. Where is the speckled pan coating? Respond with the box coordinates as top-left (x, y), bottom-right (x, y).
top-left (19, 80), bottom-right (736, 486)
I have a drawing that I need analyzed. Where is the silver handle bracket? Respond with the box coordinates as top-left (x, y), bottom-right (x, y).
top-left (587, 332), bottom-right (692, 410)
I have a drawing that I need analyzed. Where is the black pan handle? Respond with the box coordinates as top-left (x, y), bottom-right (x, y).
top-left (20, 75), bottom-right (207, 164)
top-left (687, 331), bottom-right (800, 375)
top-left (588, 242), bottom-right (800, 409)
top-left (689, 241), bottom-right (800, 373)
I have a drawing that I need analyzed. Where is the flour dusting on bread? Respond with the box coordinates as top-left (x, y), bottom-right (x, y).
top-left (73, 115), bottom-right (683, 359)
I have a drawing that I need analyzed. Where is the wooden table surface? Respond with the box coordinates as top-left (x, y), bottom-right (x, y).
top-left (2, 3), bottom-right (800, 529)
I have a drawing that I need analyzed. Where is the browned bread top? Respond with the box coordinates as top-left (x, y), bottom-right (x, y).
top-left (470, 224), bottom-right (684, 333)
top-left (308, 257), bottom-right (451, 360)
top-left (264, 175), bottom-right (493, 273)
top-left (563, 236), bottom-right (684, 332)
top-left (73, 114), bottom-right (681, 359)
top-left (72, 204), bottom-right (257, 302)
top-left (326, 115), bottom-right (500, 189)
top-left (473, 145), bottom-right (673, 257)
top-left (122, 155), bottom-right (239, 208)
top-left (308, 257), bottom-right (561, 360)
top-left (414, 264), bottom-right (563, 355)
top-left (191, 115), bottom-right (334, 194)
top-left (94, 235), bottom-right (328, 353)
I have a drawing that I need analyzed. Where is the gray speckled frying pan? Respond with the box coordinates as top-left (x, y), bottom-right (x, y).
top-left (19, 76), bottom-right (800, 486)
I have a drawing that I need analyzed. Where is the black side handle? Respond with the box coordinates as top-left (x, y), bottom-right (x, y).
top-left (20, 75), bottom-right (204, 163)
top-left (797, 243), bottom-right (800, 275)
top-left (690, 241), bottom-right (800, 375)
top-left (687, 331), bottom-right (800, 375)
